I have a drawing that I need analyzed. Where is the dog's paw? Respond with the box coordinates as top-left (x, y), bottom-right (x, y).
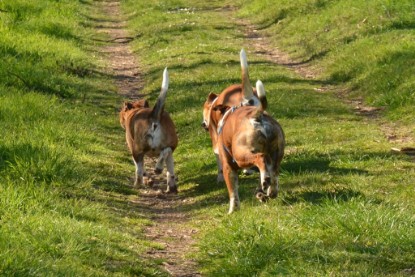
top-left (143, 176), bottom-right (154, 187)
top-left (266, 186), bottom-right (278, 199)
top-left (154, 167), bottom-right (163, 175)
top-left (133, 180), bottom-right (141, 188)
top-left (165, 186), bottom-right (178, 194)
top-left (255, 191), bottom-right (269, 203)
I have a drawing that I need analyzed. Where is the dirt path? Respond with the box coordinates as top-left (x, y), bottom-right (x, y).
top-left (94, 1), bottom-right (201, 276)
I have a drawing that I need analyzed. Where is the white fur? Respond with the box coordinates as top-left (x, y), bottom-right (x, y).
top-left (165, 148), bottom-right (176, 190)
top-left (241, 96), bottom-right (260, 107)
top-left (256, 80), bottom-right (265, 98)
top-left (155, 147), bottom-right (171, 172)
top-left (133, 159), bottom-right (144, 187)
top-left (228, 171), bottom-right (240, 214)
top-left (162, 67), bottom-right (169, 92)
top-left (147, 124), bottom-right (162, 149)
top-left (240, 49), bottom-right (248, 70)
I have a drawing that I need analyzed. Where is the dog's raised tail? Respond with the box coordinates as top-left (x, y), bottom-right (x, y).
top-left (151, 67), bottom-right (169, 121)
top-left (240, 49), bottom-right (255, 101)
top-left (256, 80), bottom-right (267, 112)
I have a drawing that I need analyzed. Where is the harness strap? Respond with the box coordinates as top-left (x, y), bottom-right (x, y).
top-left (222, 144), bottom-right (236, 164)
top-left (217, 106), bottom-right (238, 135)
top-left (218, 105), bottom-right (240, 164)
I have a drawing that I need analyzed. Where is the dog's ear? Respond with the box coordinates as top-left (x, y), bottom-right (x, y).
top-left (213, 104), bottom-right (229, 114)
top-left (122, 101), bottom-right (133, 111)
top-left (135, 99), bottom-right (149, 108)
top-left (207, 93), bottom-right (217, 104)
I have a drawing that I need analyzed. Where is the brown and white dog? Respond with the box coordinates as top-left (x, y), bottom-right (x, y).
top-left (204, 76), bottom-right (285, 214)
top-left (119, 68), bottom-right (178, 193)
top-left (202, 49), bottom-right (267, 183)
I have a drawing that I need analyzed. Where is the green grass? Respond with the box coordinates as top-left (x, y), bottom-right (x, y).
top-left (237, 0), bottom-right (415, 123)
top-left (0, 1), bottom-right (163, 275)
top-left (1, 0), bottom-right (414, 276)
top-left (121, 0), bottom-right (415, 275)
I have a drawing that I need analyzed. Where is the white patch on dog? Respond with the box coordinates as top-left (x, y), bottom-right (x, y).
top-left (256, 80), bottom-right (265, 98)
top-left (228, 171), bottom-right (240, 214)
top-left (147, 122), bottom-right (162, 149)
top-left (133, 159), bottom-right (144, 187)
top-left (241, 96), bottom-right (260, 107)
top-left (250, 117), bottom-right (274, 139)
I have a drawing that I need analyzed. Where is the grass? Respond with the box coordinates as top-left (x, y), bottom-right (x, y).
top-left (121, 0), bottom-right (415, 275)
top-left (0, 0), bottom-right (414, 276)
top-left (0, 0), bottom-right (163, 275)
top-left (237, 0), bottom-right (415, 123)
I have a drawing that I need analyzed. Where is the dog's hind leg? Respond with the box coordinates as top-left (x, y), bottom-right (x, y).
top-left (164, 148), bottom-right (178, 193)
top-left (267, 153), bottom-right (283, 199)
top-left (132, 153), bottom-right (145, 188)
top-left (223, 164), bottom-right (240, 214)
top-left (155, 147), bottom-right (169, 174)
top-left (255, 156), bottom-right (273, 202)
top-left (215, 153), bottom-right (224, 183)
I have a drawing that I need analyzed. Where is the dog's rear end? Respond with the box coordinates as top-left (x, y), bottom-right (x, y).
top-left (202, 49), bottom-right (268, 182)
top-left (216, 82), bottom-right (285, 213)
top-left (120, 68), bottom-right (178, 193)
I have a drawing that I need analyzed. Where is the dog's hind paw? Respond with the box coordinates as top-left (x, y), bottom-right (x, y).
top-left (143, 176), bottom-right (154, 187)
top-left (255, 191), bottom-right (269, 203)
top-left (165, 186), bottom-right (178, 194)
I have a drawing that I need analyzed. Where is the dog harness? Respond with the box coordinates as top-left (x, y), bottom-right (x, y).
top-left (217, 105), bottom-right (240, 164)
top-left (217, 106), bottom-right (238, 135)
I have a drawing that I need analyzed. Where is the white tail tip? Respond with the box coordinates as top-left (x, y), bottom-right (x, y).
top-left (256, 80), bottom-right (265, 98)
top-left (162, 67), bottom-right (169, 91)
top-left (240, 49), bottom-right (248, 69)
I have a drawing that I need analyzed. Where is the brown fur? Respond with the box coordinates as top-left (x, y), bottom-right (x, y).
top-left (202, 50), bottom-right (268, 182)
top-left (216, 105), bottom-right (285, 213)
top-left (119, 69), bottom-right (178, 193)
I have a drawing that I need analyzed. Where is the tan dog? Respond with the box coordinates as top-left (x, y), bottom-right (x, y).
top-left (205, 81), bottom-right (285, 213)
top-left (202, 49), bottom-right (267, 182)
top-left (119, 68), bottom-right (178, 193)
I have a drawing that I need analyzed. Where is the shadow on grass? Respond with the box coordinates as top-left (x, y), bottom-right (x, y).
top-left (283, 155), bottom-right (368, 176)
top-left (282, 188), bottom-right (365, 205)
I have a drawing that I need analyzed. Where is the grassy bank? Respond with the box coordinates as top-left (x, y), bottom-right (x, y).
top-left (121, 0), bottom-right (415, 275)
top-left (238, 0), bottom-right (415, 123)
top-left (0, 0), bottom-right (161, 275)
